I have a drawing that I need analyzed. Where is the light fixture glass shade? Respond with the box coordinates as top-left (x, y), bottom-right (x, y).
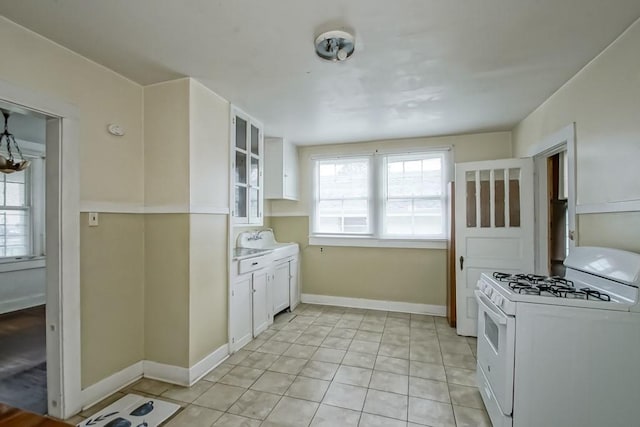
top-left (315, 30), bottom-right (355, 62)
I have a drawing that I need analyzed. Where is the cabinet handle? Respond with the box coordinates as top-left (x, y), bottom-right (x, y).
top-left (252, 261), bottom-right (258, 266)
top-left (459, 256), bottom-right (464, 270)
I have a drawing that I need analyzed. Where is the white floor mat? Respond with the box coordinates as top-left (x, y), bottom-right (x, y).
top-left (77, 394), bottom-right (180, 427)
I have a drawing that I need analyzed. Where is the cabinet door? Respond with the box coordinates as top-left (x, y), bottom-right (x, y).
top-left (273, 261), bottom-right (290, 314)
top-left (233, 114), bottom-right (249, 223)
top-left (231, 273), bottom-right (253, 351)
top-left (232, 109), bottom-right (263, 225)
top-left (252, 269), bottom-right (270, 336)
top-left (289, 258), bottom-right (300, 311)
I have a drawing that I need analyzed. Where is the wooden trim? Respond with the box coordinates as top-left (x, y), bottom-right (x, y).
top-left (446, 182), bottom-right (456, 327)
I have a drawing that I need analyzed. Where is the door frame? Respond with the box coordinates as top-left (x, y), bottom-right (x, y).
top-left (527, 123), bottom-right (577, 275)
top-left (0, 79), bottom-right (81, 419)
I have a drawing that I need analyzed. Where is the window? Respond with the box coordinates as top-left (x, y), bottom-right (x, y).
top-left (0, 142), bottom-right (45, 260)
top-left (383, 153), bottom-right (445, 237)
top-left (314, 157), bottom-right (371, 234)
top-left (0, 169), bottom-right (31, 257)
top-left (311, 150), bottom-right (450, 246)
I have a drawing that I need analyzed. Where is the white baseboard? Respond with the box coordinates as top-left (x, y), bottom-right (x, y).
top-left (81, 343), bottom-right (228, 410)
top-left (143, 361), bottom-right (190, 387)
top-left (0, 294), bottom-right (46, 315)
top-left (82, 361), bottom-right (143, 410)
top-left (188, 343), bottom-right (229, 384)
top-left (301, 293), bottom-right (446, 316)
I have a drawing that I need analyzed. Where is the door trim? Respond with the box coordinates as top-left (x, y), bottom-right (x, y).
top-left (0, 78), bottom-right (81, 419)
top-left (529, 123), bottom-right (577, 275)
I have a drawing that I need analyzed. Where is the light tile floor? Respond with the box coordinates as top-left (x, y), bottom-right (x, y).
top-left (67, 304), bottom-right (491, 427)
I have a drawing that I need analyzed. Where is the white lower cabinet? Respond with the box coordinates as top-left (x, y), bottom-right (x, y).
top-left (230, 264), bottom-right (274, 352)
top-left (230, 272), bottom-right (253, 351)
top-left (273, 261), bottom-right (290, 314)
top-left (273, 255), bottom-right (300, 315)
top-left (230, 251), bottom-right (300, 353)
top-left (252, 269), bottom-right (271, 336)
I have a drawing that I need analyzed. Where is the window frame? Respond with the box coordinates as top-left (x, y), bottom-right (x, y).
top-left (310, 148), bottom-right (452, 249)
top-left (0, 139), bottom-right (45, 262)
top-left (311, 155), bottom-right (374, 237)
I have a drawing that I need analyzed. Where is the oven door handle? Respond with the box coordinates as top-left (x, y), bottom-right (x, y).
top-left (474, 290), bottom-right (508, 325)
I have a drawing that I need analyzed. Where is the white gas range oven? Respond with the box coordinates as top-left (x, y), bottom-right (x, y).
top-left (475, 246), bottom-right (640, 427)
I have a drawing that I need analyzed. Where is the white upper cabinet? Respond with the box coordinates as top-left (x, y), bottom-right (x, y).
top-left (232, 107), bottom-right (264, 225)
top-left (265, 137), bottom-right (299, 200)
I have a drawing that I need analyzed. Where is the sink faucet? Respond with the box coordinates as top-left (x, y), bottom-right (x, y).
top-left (247, 231), bottom-right (262, 241)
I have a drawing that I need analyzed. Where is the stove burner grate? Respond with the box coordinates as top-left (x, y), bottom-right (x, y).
top-left (580, 288), bottom-right (611, 301)
top-left (498, 271), bottom-right (611, 301)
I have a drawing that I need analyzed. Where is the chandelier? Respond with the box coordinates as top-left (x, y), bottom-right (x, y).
top-left (0, 111), bottom-right (30, 174)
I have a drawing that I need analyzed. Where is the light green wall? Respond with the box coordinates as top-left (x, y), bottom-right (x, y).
top-left (80, 213), bottom-right (145, 388)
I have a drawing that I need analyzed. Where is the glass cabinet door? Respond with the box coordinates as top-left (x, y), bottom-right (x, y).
top-left (232, 109), bottom-right (263, 225)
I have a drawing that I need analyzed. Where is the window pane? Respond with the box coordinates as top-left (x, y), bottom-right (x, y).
top-left (6, 182), bottom-right (25, 206)
top-left (509, 168), bottom-right (521, 227)
top-left (385, 199), bottom-right (443, 236)
top-left (250, 188), bottom-right (259, 219)
top-left (235, 152), bottom-right (247, 184)
top-left (234, 186), bottom-right (246, 218)
top-left (318, 159), bottom-right (369, 199)
top-left (387, 155), bottom-right (442, 198)
top-left (250, 157), bottom-right (259, 187)
top-left (235, 116), bottom-right (247, 150)
top-left (315, 157), bottom-right (370, 234)
top-left (480, 170), bottom-right (491, 228)
top-left (384, 153), bottom-right (445, 237)
top-left (494, 169), bottom-right (506, 228)
top-left (250, 124), bottom-right (259, 155)
top-left (466, 171), bottom-right (477, 227)
top-left (0, 210), bottom-right (29, 257)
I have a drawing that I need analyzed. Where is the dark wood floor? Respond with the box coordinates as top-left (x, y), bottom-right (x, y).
top-left (0, 306), bottom-right (47, 415)
top-left (0, 403), bottom-right (69, 426)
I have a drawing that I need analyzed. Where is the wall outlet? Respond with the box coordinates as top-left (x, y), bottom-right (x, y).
top-left (88, 212), bottom-right (99, 227)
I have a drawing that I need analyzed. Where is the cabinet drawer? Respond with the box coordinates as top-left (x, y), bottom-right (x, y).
top-left (238, 255), bottom-right (271, 274)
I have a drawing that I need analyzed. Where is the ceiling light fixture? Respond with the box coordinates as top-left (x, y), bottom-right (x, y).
top-left (0, 111), bottom-right (30, 174)
top-left (315, 30), bottom-right (355, 62)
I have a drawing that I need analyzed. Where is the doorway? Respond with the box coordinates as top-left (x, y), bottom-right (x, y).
top-left (531, 124), bottom-right (577, 276)
top-left (0, 103), bottom-right (49, 413)
top-left (547, 152), bottom-right (570, 276)
top-left (0, 80), bottom-right (81, 419)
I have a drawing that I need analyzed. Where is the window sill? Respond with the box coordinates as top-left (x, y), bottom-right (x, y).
top-left (0, 256), bottom-right (46, 273)
top-left (308, 236), bottom-right (447, 249)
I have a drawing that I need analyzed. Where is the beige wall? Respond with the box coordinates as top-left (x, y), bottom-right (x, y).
top-left (189, 79), bottom-right (230, 211)
top-left (188, 214), bottom-right (228, 365)
top-left (80, 214), bottom-right (145, 388)
top-left (143, 78), bottom-right (232, 368)
top-left (0, 17), bottom-right (144, 205)
top-left (144, 214), bottom-right (190, 367)
top-left (0, 18), bottom-right (148, 388)
top-left (270, 132), bottom-right (512, 306)
top-left (144, 79), bottom-right (190, 208)
top-left (513, 19), bottom-right (640, 253)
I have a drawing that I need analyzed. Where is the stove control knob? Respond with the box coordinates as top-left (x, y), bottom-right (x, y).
top-left (485, 287), bottom-right (493, 297)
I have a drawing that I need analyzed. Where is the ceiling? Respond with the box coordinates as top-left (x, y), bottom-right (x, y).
top-left (1, 1), bottom-right (639, 145)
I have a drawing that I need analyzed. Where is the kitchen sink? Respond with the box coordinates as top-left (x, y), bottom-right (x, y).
top-left (236, 229), bottom-right (299, 260)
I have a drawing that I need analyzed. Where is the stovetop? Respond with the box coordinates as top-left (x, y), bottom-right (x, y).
top-left (478, 270), bottom-right (638, 314)
top-left (492, 272), bottom-right (612, 301)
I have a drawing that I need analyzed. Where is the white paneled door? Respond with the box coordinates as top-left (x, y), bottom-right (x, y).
top-left (455, 159), bottom-right (534, 336)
